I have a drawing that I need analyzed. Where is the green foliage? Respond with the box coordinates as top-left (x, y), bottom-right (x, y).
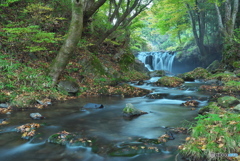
top-left (233, 28), bottom-right (240, 43)
top-left (221, 28), bottom-right (240, 67)
top-left (78, 38), bottom-right (94, 49)
top-left (23, 3), bottom-right (65, 28)
top-left (0, 0), bottom-right (19, 7)
top-left (104, 38), bottom-right (121, 46)
top-left (181, 112), bottom-right (240, 160)
top-left (2, 25), bottom-right (61, 53)
top-left (119, 53), bottom-right (135, 71)
top-left (0, 55), bottom-right (60, 102)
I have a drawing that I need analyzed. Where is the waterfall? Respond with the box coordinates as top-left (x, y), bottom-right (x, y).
top-left (136, 51), bottom-right (175, 72)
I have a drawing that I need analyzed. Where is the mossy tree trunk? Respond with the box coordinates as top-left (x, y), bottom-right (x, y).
top-left (49, 0), bottom-right (84, 85)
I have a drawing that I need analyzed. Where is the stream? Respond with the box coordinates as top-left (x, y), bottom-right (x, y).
top-left (0, 77), bottom-right (210, 161)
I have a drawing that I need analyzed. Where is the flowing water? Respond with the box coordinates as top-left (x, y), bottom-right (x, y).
top-left (0, 78), bottom-right (209, 161)
top-left (136, 52), bottom-right (175, 72)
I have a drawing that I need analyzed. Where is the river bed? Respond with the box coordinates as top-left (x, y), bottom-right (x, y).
top-left (0, 78), bottom-right (209, 161)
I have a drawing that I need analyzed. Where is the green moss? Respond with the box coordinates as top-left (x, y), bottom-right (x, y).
top-left (156, 76), bottom-right (184, 87)
top-left (224, 80), bottom-right (240, 92)
top-left (90, 54), bottom-right (107, 75)
top-left (207, 72), bottom-right (236, 82)
top-left (198, 102), bottom-right (220, 115)
top-left (179, 67), bottom-right (210, 80)
top-left (232, 61), bottom-right (240, 68)
top-left (217, 96), bottom-right (239, 108)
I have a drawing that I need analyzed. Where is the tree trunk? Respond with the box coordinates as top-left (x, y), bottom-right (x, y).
top-left (83, 0), bottom-right (107, 26)
top-left (215, 0), bottom-right (239, 40)
top-left (186, 2), bottom-right (207, 58)
top-left (49, 0), bottom-right (84, 85)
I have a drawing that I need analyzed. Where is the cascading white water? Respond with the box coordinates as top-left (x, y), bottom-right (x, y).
top-left (137, 51), bottom-right (175, 72)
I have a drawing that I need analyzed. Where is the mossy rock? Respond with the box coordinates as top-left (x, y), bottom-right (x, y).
top-left (206, 72), bottom-right (237, 82)
top-left (232, 61), bottom-right (240, 69)
top-left (156, 76), bottom-right (184, 87)
top-left (48, 132), bottom-right (75, 145)
top-left (198, 102), bottom-right (220, 115)
top-left (48, 131), bottom-right (94, 147)
top-left (58, 80), bottom-right (79, 94)
top-left (123, 103), bottom-right (147, 117)
top-left (11, 95), bottom-right (37, 108)
top-left (223, 81), bottom-right (240, 92)
top-left (177, 73), bottom-right (195, 81)
top-left (131, 59), bottom-right (149, 73)
top-left (179, 67), bottom-right (210, 81)
top-left (108, 141), bottom-right (161, 157)
top-left (217, 96), bottom-right (239, 108)
top-left (206, 60), bottom-right (220, 72)
top-left (234, 69), bottom-right (240, 77)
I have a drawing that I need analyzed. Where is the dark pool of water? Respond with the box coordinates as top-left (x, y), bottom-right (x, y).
top-left (0, 78), bottom-right (209, 161)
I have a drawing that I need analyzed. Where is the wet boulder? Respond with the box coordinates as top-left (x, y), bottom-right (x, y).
top-left (136, 80), bottom-right (144, 85)
top-left (0, 104), bottom-right (11, 114)
top-left (108, 133), bottom-right (174, 157)
top-left (177, 73), bottom-right (195, 81)
top-left (206, 60), bottom-right (220, 73)
top-left (0, 118), bottom-right (9, 125)
top-left (131, 59), bottom-right (149, 73)
top-left (16, 123), bottom-right (41, 140)
top-left (217, 96), bottom-right (239, 108)
top-left (0, 103), bottom-right (8, 108)
top-left (83, 103), bottom-right (104, 109)
top-left (108, 142), bottom-right (160, 157)
top-left (36, 99), bottom-right (51, 106)
top-left (156, 76), bottom-right (184, 87)
top-left (122, 103), bottom-right (147, 117)
top-left (181, 100), bottom-right (199, 107)
top-left (58, 80), bottom-right (79, 94)
top-left (198, 102), bottom-right (219, 115)
top-left (48, 131), bottom-right (94, 147)
top-left (30, 113), bottom-right (44, 120)
top-left (178, 67), bottom-right (210, 81)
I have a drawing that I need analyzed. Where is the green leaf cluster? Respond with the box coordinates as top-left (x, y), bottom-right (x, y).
top-left (0, 0), bottom-right (20, 7)
top-left (1, 25), bottom-right (61, 53)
